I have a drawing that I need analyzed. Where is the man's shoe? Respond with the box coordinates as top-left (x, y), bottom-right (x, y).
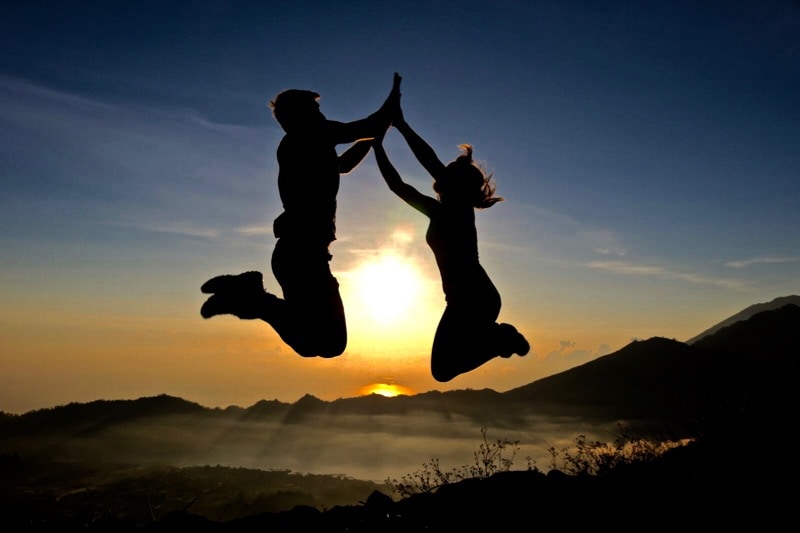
top-left (498, 323), bottom-right (530, 357)
top-left (201, 290), bottom-right (276, 320)
top-left (201, 271), bottom-right (264, 294)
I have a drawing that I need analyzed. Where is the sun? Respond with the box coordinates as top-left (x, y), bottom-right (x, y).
top-left (358, 382), bottom-right (414, 397)
top-left (352, 253), bottom-right (422, 325)
top-left (337, 236), bottom-right (443, 356)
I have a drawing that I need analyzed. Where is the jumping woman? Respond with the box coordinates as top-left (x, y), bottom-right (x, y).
top-left (372, 103), bottom-right (529, 382)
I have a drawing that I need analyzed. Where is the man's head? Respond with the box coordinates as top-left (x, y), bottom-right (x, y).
top-left (269, 89), bottom-right (324, 132)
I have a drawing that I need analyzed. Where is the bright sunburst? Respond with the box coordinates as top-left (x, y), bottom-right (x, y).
top-left (354, 253), bottom-right (421, 325)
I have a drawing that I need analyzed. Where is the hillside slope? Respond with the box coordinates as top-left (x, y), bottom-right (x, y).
top-left (686, 294), bottom-right (800, 343)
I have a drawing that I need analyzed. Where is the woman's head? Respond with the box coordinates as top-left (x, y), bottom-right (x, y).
top-left (434, 145), bottom-right (503, 208)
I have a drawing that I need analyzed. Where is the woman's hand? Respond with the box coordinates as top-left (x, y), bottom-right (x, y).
top-left (393, 98), bottom-right (407, 128)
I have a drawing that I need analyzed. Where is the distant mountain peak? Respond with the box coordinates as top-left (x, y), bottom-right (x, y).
top-left (296, 393), bottom-right (324, 404)
top-left (691, 301), bottom-right (800, 356)
top-left (687, 294), bottom-right (800, 344)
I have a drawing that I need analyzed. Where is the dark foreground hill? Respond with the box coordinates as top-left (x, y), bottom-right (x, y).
top-left (189, 442), bottom-right (789, 530)
top-left (3, 437), bottom-right (787, 531)
top-left (506, 302), bottom-right (798, 432)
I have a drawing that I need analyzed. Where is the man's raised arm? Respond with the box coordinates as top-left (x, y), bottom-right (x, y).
top-left (329, 73), bottom-right (402, 145)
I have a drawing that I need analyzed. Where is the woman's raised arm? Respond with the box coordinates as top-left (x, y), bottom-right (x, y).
top-left (393, 109), bottom-right (447, 181)
top-left (373, 139), bottom-right (437, 217)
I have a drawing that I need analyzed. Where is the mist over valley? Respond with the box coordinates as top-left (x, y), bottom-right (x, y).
top-left (2, 297), bottom-right (797, 527)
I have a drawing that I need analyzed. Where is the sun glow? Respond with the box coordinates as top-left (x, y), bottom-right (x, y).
top-left (352, 253), bottom-right (422, 325)
top-left (358, 382), bottom-right (414, 397)
top-left (338, 233), bottom-right (443, 358)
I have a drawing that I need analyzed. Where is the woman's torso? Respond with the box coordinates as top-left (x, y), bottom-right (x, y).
top-left (426, 205), bottom-right (494, 302)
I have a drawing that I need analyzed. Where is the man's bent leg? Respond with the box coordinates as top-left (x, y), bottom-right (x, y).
top-left (271, 238), bottom-right (347, 357)
top-left (284, 280), bottom-right (346, 357)
top-left (200, 271), bottom-right (280, 320)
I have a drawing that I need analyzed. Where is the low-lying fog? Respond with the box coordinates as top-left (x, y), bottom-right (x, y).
top-left (27, 412), bottom-right (624, 482)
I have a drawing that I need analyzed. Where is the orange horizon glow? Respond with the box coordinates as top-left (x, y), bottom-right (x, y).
top-left (358, 382), bottom-right (415, 398)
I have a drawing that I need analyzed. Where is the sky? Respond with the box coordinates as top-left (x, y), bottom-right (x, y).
top-left (1, 0), bottom-right (798, 414)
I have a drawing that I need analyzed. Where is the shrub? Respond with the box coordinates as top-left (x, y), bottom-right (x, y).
top-left (387, 427), bottom-right (536, 497)
top-left (547, 423), bottom-right (687, 476)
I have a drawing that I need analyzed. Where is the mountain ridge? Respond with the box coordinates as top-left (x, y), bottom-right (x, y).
top-left (3, 302), bottom-right (796, 435)
top-left (686, 294), bottom-right (800, 343)
top-left (4, 295), bottom-right (796, 422)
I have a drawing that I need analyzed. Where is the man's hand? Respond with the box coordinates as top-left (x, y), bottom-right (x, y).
top-left (394, 101), bottom-right (408, 128)
top-left (391, 72), bottom-right (402, 99)
top-left (389, 73), bottom-right (404, 127)
top-left (374, 72), bottom-right (402, 135)
top-left (388, 72), bottom-right (402, 109)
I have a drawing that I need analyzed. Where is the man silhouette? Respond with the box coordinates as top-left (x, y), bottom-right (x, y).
top-left (201, 74), bottom-right (402, 358)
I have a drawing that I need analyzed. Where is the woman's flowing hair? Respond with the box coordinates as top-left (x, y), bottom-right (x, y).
top-left (443, 144), bottom-right (503, 209)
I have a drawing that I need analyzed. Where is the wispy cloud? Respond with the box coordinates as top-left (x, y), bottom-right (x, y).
top-left (510, 204), bottom-right (628, 258)
top-left (541, 340), bottom-right (614, 373)
top-left (586, 260), bottom-right (746, 290)
top-left (147, 224), bottom-right (221, 239)
top-left (725, 257), bottom-right (800, 269)
top-left (107, 220), bottom-right (221, 239)
top-left (582, 229), bottom-right (627, 257)
top-left (542, 340), bottom-right (612, 362)
top-left (235, 225), bottom-right (273, 236)
top-left (0, 75), bottom-right (279, 233)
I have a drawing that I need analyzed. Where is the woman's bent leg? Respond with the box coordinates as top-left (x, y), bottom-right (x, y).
top-left (430, 306), bottom-right (498, 382)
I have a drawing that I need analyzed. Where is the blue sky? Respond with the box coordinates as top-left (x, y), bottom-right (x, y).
top-left (1, 1), bottom-right (798, 413)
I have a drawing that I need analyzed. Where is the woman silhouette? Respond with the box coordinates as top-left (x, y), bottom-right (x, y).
top-left (373, 106), bottom-right (529, 382)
